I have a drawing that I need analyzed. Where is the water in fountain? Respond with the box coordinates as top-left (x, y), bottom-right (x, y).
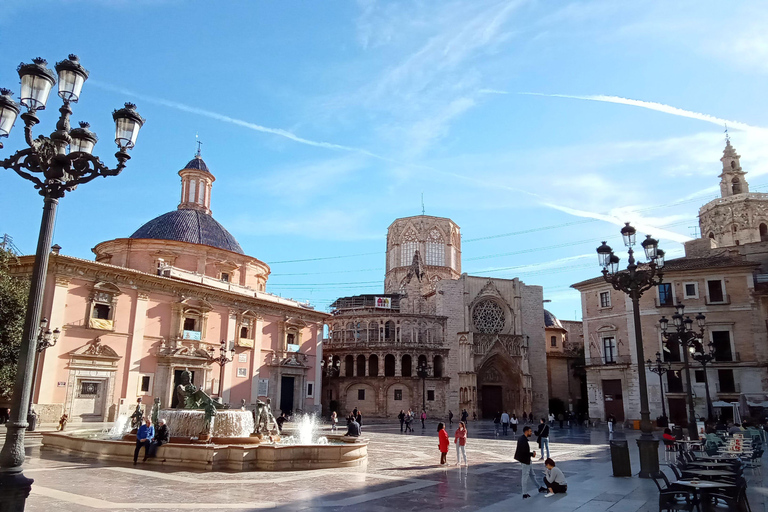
top-left (279, 414), bottom-right (329, 445)
top-left (161, 409), bottom-right (254, 438)
top-left (105, 414), bottom-right (132, 439)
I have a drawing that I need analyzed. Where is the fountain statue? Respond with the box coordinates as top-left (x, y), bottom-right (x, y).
top-left (150, 397), bottom-right (161, 426)
top-left (175, 369), bottom-right (223, 410)
top-left (129, 397), bottom-right (144, 429)
top-left (253, 398), bottom-right (278, 436)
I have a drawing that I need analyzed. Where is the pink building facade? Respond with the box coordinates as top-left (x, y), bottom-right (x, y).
top-left (13, 154), bottom-right (328, 424)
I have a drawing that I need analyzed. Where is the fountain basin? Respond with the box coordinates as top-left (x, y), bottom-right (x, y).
top-left (160, 409), bottom-right (254, 438)
top-left (41, 432), bottom-right (367, 471)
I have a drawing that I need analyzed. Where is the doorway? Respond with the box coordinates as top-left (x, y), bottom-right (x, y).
top-left (602, 379), bottom-right (624, 421)
top-left (668, 398), bottom-right (688, 426)
top-left (481, 385), bottom-right (503, 419)
top-left (280, 376), bottom-right (295, 415)
top-left (171, 369), bottom-right (196, 408)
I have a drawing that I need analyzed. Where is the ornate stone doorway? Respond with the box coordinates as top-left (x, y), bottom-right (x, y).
top-left (477, 352), bottom-right (523, 418)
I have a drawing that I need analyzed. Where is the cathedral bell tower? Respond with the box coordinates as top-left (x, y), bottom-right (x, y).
top-left (178, 146), bottom-right (214, 215)
top-left (719, 137), bottom-right (749, 197)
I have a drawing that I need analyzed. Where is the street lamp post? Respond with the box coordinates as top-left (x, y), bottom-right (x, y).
top-left (646, 351), bottom-right (671, 424)
top-left (596, 223), bottom-right (665, 478)
top-left (319, 356), bottom-right (340, 416)
top-left (0, 55), bottom-right (143, 511)
top-left (691, 341), bottom-right (716, 422)
top-left (209, 340), bottom-right (236, 401)
top-left (659, 305), bottom-right (706, 440)
top-left (27, 318), bottom-right (61, 432)
top-left (416, 361), bottom-right (431, 413)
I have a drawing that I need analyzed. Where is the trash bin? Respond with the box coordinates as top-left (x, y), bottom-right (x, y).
top-left (633, 420), bottom-right (641, 430)
top-left (26, 411), bottom-right (38, 432)
top-left (610, 440), bottom-right (632, 477)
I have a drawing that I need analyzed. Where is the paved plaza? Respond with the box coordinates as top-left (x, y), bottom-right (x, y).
top-left (13, 421), bottom-right (768, 511)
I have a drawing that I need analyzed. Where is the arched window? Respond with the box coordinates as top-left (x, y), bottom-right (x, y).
top-left (731, 161), bottom-right (736, 169)
top-left (385, 320), bottom-right (395, 341)
top-left (368, 321), bottom-right (379, 341)
top-left (400, 228), bottom-right (418, 266)
top-left (345, 322), bottom-right (355, 342)
top-left (384, 354), bottom-right (395, 376)
top-left (761, 223), bottom-right (768, 242)
top-left (732, 177), bottom-right (742, 195)
top-left (433, 355), bottom-right (443, 378)
top-left (356, 355), bottom-right (366, 376)
top-left (401, 355), bottom-right (412, 377)
top-left (344, 355), bottom-right (354, 376)
top-left (331, 323), bottom-right (341, 341)
top-left (355, 322), bottom-right (364, 341)
top-left (425, 228), bottom-right (445, 266)
top-left (369, 354), bottom-right (379, 377)
top-left (417, 354), bottom-right (427, 369)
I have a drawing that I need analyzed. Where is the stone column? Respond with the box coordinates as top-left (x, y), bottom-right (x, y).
top-left (222, 310), bottom-right (237, 404)
top-left (249, 315), bottom-right (264, 404)
top-left (124, 292), bottom-right (150, 403)
top-left (395, 352), bottom-right (402, 376)
top-left (37, 276), bottom-right (70, 404)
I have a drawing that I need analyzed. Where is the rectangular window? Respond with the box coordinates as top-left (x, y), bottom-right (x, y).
top-left (695, 370), bottom-right (706, 383)
top-left (140, 376), bottom-right (151, 393)
top-left (426, 241), bottom-right (445, 266)
top-left (183, 317), bottom-right (197, 331)
top-left (712, 331), bottom-right (733, 361)
top-left (667, 370), bottom-right (684, 393)
top-left (80, 382), bottom-right (99, 395)
top-left (394, 389), bottom-right (403, 400)
top-left (550, 336), bottom-right (557, 347)
top-left (684, 283), bottom-right (698, 299)
top-left (221, 272), bottom-right (230, 282)
top-left (306, 382), bottom-right (314, 398)
top-left (92, 303), bottom-right (111, 320)
top-left (603, 337), bottom-right (617, 364)
top-left (658, 283), bottom-right (673, 306)
top-left (357, 389), bottom-right (365, 400)
top-left (599, 291), bottom-right (611, 308)
top-left (707, 280), bottom-right (725, 303)
top-left (427, 390), bottom-right (435, 401)
top-left (718, 369), bottom-right (735, 393)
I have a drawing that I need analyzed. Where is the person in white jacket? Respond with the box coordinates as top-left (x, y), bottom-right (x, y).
top-left (501, 411), bottom-right (510, 435)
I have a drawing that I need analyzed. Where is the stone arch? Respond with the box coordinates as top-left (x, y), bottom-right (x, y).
top-left (356, 354), bottom-right (366, 376)
top-left (345, 322), bottom-right (355, 342)
top-left (369, 354), bottom-right (379, 377)
top-left (425, 227), bottom-right (445, 266)
top-left (477, 351), bottom-right (523, 419)
top-left (761, 223), bottom-right (768, 242)
top-left (400, 226), bottom-right (419, 267)
top-left (385, 320), bottom-right (395, 341)
top-left (368, 321), bottom-right (379, 341)
top-left (384, 354), bottom-right (396, 376)
top-left (401, 354), bottom-right (412, 377)
top-left (417, 354), bottom-right (428, 370)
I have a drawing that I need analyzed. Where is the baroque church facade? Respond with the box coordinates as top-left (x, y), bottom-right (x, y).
top-left (12, 153), bottom-right (328, 424)
top-left (322, 215), bottom-right (548, 419)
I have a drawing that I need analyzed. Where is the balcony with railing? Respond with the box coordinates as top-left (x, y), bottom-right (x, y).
top-left (584, 355), bottom-right (632, 367)
top-left (716, 382), bottom-right (741, 394)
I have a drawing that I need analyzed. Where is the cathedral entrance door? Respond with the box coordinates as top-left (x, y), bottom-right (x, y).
top-left (481, 386), bottom-right (502, 419)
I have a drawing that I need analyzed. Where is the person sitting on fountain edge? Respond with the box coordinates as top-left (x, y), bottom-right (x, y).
top-left (133, 417), bottom-right (154, 465)
top-left (145, 418), bottom-right (170, 461)
top-left (345, 414), bottom-right (361, 437)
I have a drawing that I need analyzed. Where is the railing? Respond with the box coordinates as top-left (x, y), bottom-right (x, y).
top-left (705, 294), bottom-right (731, 305)
top-left (584, 355), bottom-right (632, 367)
top-left (716, 382), bottom-right (741, 394)
top-left (323, 337), bottom-right (445, 348)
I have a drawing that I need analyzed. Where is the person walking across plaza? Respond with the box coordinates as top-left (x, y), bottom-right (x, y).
top-left (542, 458), bottom-right (567, 497)
top-left (398, 409), bottom-right (406, 432)
top-left (330, 411), bottom-right (338, 432)
top-left (501, 411), bottom-right (511, 436)
top-left (145, 418), bottom-right (170, 461)
top-left (607, 414), bottom-right (616, 434)
top-left (461, 409), bottom-right (468, 423)
top-left (493, 411), bottom-right (501, 436)
top-left (511, 413), bottom-right (519, 435)
top-left (454, 421), bottom-right (468, 466)
top-left (536, 418), bottom-right (550, 459)
top-left (448, 410), bottom-right (453, 426)
top-left (548, 413), bottom-right (555, 427)
top-left (133, 417), bottom-right (154, 465)
top-left (438, 422), bottom-right (449, 465)
top-left (405, 408), bottom-right (414, 433)
top-left (421, 409), bottom-right (427, 429)
top-left (514, 426), bottom-right (541, 499)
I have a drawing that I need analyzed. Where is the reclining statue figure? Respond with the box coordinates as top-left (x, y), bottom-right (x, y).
top-left (175, 369), bottom-right (224, 410)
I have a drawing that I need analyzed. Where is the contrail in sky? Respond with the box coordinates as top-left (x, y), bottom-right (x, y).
top-left (518, 92), bottom-right (759, 131)
top-left (89, 80), bottom-right (389, 161)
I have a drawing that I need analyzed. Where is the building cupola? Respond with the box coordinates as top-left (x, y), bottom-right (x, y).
top-left (719, 137), bottom-right (749, 197)
top-left (179, 146), bottom-right (214, 214)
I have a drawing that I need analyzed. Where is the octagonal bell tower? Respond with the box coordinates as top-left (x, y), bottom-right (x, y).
top-left (384, 215), bottom-right (461, 294)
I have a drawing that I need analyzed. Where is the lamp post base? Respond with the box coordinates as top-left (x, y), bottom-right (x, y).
top-left (0, 472), bottom-right (34, 512)
top-left (636, 438), bottom-right (660, 478)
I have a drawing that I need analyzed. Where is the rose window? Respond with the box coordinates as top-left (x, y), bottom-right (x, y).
top-left (472, 300), bottom-right (505, 333)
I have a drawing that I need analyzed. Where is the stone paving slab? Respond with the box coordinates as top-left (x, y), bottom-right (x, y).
top-left (13, 420), bottom-right (768, 511)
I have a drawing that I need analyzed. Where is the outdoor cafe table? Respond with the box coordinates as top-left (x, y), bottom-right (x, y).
top-left (681, 469), bottom-right (738, 479)
top-left (673, 480), bottom-right (737, 510)
top-left (677, 440), bottom-right (703, 451)
top-left (686, 461), bottom-right (738, 469)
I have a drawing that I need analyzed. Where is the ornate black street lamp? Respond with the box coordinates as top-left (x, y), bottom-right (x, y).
top-left (659, 305), bottom-right (706, 440)
top-left (646, 351), bottom-right (671, 424)
top-left (319, 356), bottom-right (340, 415)
top-left (690, 338), bottom-right (715, 422)
top-left (0, 55), bottom-right (143, 510)
top-left (26, 318), bottom-right (61, 432)
top-left (209, 340), bottom-right (236, 400)
top-left (416, 360), bottom-right (431, 413)
top-left (596, 223), bottom-right (665, 478)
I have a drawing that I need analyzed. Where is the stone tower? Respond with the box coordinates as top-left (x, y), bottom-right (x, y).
top-left (384, 215), bottom-right (461, 294)
top-left (699, 138), bottom-right (768, 247)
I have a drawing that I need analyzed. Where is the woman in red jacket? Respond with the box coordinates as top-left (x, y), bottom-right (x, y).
top-left (438, 422), bottom-right (449, 465)
top-left (454, 421), bottom-right (468, 466)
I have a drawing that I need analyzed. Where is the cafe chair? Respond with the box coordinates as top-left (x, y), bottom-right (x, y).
top-left (652, 472), bottom-right (696, 512)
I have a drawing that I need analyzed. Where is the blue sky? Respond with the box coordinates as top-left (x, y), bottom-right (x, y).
top-left (2, 1), bottom-right (768, 320)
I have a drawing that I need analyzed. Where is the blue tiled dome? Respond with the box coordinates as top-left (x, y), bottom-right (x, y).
top-left (184, 155), bottom-right (210, 172)
top-left (544, 309), bottom-right (563, 329)
top-left (130, 209), bottom-right (243, 254)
